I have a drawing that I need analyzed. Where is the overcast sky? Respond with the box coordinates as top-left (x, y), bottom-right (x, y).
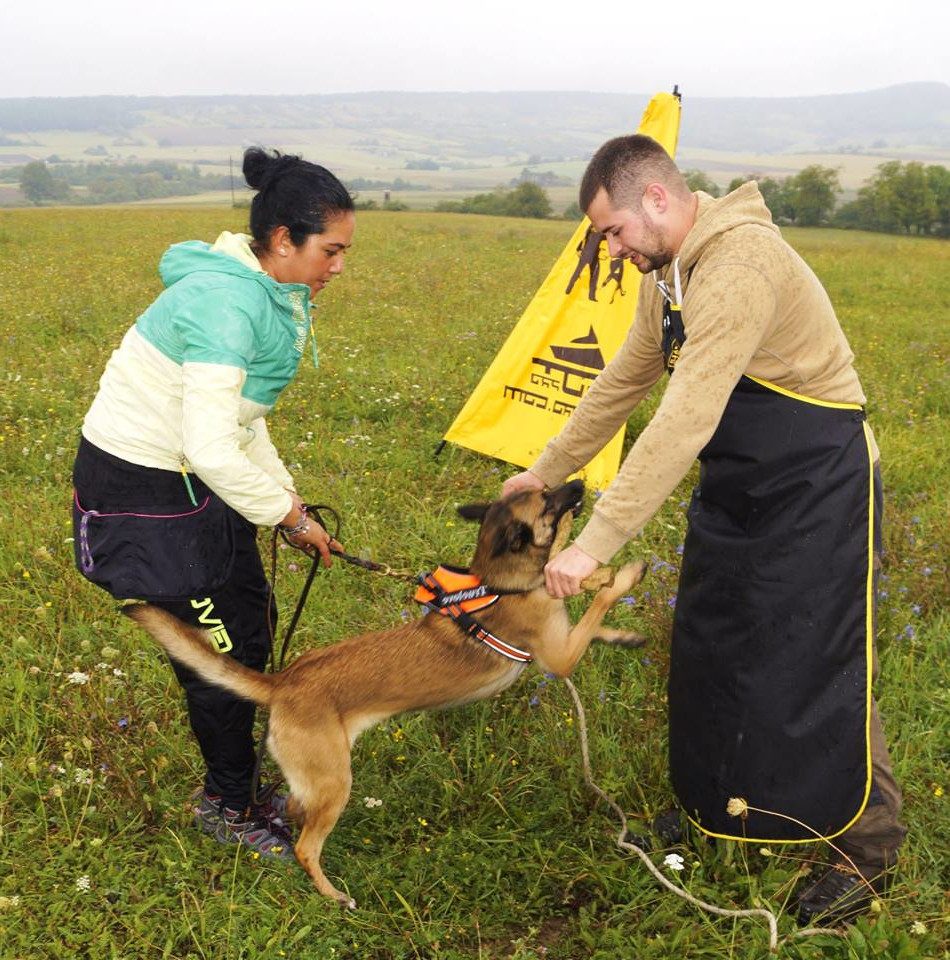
top-left (2, 0), bottom-right (947, 100)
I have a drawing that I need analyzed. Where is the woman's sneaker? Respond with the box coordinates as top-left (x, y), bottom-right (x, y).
top-left (193, 791), bottom-right (295, 860)
top-left (251, 784), bottom-right (291, 830)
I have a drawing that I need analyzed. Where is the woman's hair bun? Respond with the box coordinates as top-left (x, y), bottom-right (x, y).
top-left (242, 147), bottom-right (300, 191)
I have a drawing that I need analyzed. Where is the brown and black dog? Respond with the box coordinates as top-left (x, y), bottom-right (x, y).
top-left (124, 480), bottom-right (645, 906)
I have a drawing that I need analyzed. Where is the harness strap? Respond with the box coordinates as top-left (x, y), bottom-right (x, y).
top-left (413, 565), bottom-right (533, 663)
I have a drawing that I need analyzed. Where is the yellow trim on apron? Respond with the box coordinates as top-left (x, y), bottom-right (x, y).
top-left (683, 415), bottom-right (876, 845)
top-left (744, 374), bottom-right (864, 411)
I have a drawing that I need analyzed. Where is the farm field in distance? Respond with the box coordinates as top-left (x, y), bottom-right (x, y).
top-left (0, 207), bottom-right (947, 959)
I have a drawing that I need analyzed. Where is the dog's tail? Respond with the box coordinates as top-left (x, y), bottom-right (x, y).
top-left (122, 604), bottom-right (275, 707)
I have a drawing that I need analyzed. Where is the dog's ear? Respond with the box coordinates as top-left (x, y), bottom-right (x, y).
top-left (457, 502), bottom-right (490, 523)
top-left (491, 521), bottom-right (532, 557)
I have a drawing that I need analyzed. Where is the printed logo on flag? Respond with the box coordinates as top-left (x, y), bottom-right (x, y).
top-left (503, 327), bottom-right (605, 418)
top-left (566, 226), bottom-right (628, 304)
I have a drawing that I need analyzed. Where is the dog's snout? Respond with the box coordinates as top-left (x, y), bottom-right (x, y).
top-left (547, 478), bottom-right (585, 517)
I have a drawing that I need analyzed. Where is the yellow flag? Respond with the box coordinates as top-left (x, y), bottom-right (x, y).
top-left (443, 91), bottom-right (681, 491)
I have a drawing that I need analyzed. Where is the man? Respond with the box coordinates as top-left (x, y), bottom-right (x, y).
top-left (503, 135), bottom-right (905, 925)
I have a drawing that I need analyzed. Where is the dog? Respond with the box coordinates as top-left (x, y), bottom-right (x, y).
top-left (123, 479), bottom-right (646, 907)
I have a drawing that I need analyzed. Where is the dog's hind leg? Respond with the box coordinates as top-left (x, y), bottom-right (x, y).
top-left (295, 777), bottom-right (355, 908)
top-left (275, 722), bottom-right (356, 907)
top-left (538, 560), bottom-right (647, 677)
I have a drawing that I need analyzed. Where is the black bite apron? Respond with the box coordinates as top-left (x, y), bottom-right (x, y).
top-left (660, 264), bottom-right (874, 843)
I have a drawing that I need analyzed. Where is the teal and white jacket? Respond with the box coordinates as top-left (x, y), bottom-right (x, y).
top-left (82, 232), bottom-right (312, 525)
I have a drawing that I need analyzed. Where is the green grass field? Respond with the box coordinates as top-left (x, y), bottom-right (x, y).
top-left (0, 209), bottom-right (947, 959)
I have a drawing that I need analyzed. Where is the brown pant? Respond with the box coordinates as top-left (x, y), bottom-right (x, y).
top-left (835, 489), bottom-right (906, 877)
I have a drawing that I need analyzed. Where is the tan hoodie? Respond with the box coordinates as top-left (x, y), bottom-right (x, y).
top-left (531, 182), bottom-right (874, 563)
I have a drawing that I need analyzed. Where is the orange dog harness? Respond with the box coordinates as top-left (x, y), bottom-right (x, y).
top-left (414, 565), bottom-right (533, 663)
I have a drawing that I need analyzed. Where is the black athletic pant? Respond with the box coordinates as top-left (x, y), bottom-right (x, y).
top-left (155, 515), bottom-right (276, 809)
top-left (73, 438), bottom-right (276, 810)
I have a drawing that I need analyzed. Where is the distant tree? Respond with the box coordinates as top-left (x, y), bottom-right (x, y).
top-left (19, 161), bottom-right (67, 204)
top-left (434, 182), bottom-right (552, 219)
top-left (405, 158), bottom-right (439, 171)
top-left (899, 162), bottom-right (937, 234)
top-left (682, 169), bottom-right (720, 197)
top-left (504, 181), bottom-right (551, 218)
top-left (727, 174), bottom-right (757, 193)
top-left (757, 176), bottom-right (793, 221)
top-left (785, 165), bottom-right (840, 226)
top-left (926, 164), bottom-right (950, 236)
top-left (562, 200), bottom-right (583, 221)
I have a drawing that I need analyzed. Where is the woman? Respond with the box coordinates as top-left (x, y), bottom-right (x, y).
top-left (73, 148), bottom-right (355, 859)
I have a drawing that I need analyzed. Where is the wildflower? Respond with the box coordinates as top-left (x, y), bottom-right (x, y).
top-left (934, 785), bottom-right (944, 798)
top-left (667, 596), bottom-right (677, 608)
top-left (911, 920), bottom-right (927, 935)
top-left (922, 567), bottom-right (932, 576)
top-left (90, 838), bottom-right (103, 847)
top-left (528, 696), bottom-right (539, 707)
top-left (912, 604), bottom-right (922, 615)
top-left (676, 544), bottom-right (684, 555)
top-left (75, 875), bottom-right (91, 893)
top-left (117, 717), bottom-right (129, 729)
top-left (759, 847), bottom-right (772, 857)
top-left (112, 668), bottom-right (124, 677)
top-left (726, 797), bottom-right (748, 817)
top-left (74, 769), bottom-right (93, 786)
top-left (417, 817), bottom-right (428, 827)
top-left (362, 796), bottom-right (382, 808)
top-left (619, 595), bottom-right (637, 605)
top-left (67, 671), bottom-right (90, 685)
top-left (287, 563), bottom-right (299, 573)
top-left (0, 896), bottom-right (22, 909)
top-left (903, 625), bottom-right (915, 640)
top-left (664, 853), bottom-right (685, 872)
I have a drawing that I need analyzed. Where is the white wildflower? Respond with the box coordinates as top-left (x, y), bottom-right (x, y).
top-left (67, 671), bottom-right (90, 685)
top-left (911, 920), bottom-right (927, 936)
top-left (663, 853), bottom-right (685, 872)
top-left (726, 797), bottom-right (748, 817)
top-left (74, 769), bottom-right (93, 786)
top-left (362, 796), bottom-right (383, 808)
top-left (75, 875), bottom-right (91, 893)
top-left (112, 668), bottom-right (124, 677)
top-left (0, 895), bottom-right (21, 909)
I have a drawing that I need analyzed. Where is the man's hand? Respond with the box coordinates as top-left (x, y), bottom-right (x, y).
top-left (502, 470), bottom-right (545, 499)
top-left (544, 543), bottom-right (599, 598)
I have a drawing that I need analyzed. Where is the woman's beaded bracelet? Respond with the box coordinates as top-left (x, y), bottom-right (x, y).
top-left (279, 512), bottom-right (311, 538)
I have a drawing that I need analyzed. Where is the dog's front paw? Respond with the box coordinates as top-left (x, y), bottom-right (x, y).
top-left (336, 893), bottom-right (357, 910)
top-left (611, 560), bottom-right (647, 597)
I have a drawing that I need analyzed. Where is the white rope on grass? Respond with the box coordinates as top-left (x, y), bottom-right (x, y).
top-left (562, 676), bottom-right (781, 952)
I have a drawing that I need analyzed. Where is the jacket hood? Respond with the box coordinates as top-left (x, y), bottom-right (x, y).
top-left (676, 182), bottom-right (780, 273)
top-left (158, 232), bottom-right (310, 309)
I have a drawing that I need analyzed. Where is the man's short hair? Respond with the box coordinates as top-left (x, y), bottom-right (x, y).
top-left (580, 134), bottom-right (690, 212)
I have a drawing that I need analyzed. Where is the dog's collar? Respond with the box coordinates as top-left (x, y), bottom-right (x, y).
top-left (414, 565), bottom-right (533, 663)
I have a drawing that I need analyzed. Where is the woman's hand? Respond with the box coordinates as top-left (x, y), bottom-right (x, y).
top-left (280, 499), bottom-right (343, 568)
top-left (291, 519), bottom-right (342, 568)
